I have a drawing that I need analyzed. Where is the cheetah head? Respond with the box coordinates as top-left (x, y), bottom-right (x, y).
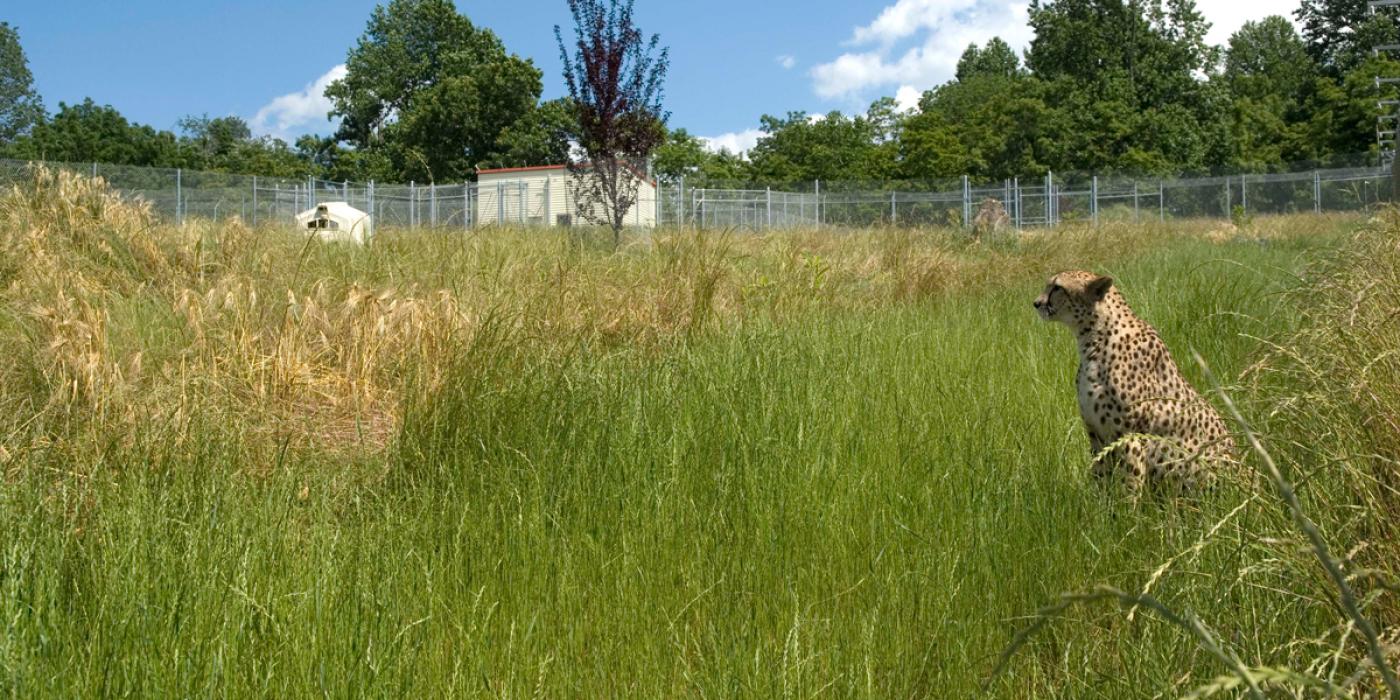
top-left (1033, 271), bottom-right (1113, 326)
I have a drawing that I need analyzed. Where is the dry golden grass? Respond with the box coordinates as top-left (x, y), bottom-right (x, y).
top-left (0, 168), bottom-right (1353, 472)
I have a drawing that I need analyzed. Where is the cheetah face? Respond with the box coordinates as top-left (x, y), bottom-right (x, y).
top-left (1033, 281), bottom-right (1069, 322)
top-left (1034, 271), bottom-right (1113, 326)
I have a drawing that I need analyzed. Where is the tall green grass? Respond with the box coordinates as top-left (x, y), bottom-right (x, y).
top-left (9, 214), bottom-right (1394, 695)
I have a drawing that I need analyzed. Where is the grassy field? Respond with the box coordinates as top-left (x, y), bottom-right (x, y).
top-left (1, 168), bottom-right (1397, 696)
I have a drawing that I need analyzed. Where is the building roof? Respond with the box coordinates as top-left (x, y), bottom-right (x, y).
top-left (476, 164), bottom-right (568, 175)
top-left (477, 162), bottom-right (655, 186)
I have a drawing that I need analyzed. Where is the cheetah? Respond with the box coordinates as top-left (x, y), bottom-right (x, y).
top-left (972, 198), bottom-right (1010, 238)
top-left (1033, 271), bottom-right (1235, 491)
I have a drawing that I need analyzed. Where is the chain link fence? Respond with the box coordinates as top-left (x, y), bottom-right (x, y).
top-left (1, 157), bottom-right (1391, 233)
top-left (659, 163), bottom-right (1394, 230)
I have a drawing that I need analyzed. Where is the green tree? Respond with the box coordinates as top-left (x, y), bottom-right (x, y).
top-left (5, 100), bottom-right (317, 178)
top-left (1225, 16), bottom-right (1314, 102)
top-left (229, 137), bottom-right (317, 179)
top-left (1025, 0), bottom-right (1225, 173)
top-left (295, 134), bottom-right (394, 182)
top-left (1295, 55), bottom-right (1400, 161)
top-left (6, 99), bottom-right (178, 166)
top-left (955, 37), bottom-right (1022, 81)
top-left (179, 114), bottom-right (252, 164)
top-left (903, 39), bottom-right (1056, 181)
top-left (0, 22), bottom-right (44, 145)
top-left (482, 98), bottom-right (576, 169)
top-left (905, 78), bottom-right (1056, 180)
top-left (1221, 17), bottom-right (1317, 168)
top-left (652, 128), bottom-right (709, 179)
top-left (697, 148), bottom-right (749, 182)
top-left (652, 128), bottom-right (751, 183)
top-left (1295, 0), bottom-right (1398, 76)
top-left (326, 0), bottom-right (543, 181)
top-left (897, 108), bottom-right (974, 180)
top-left (747, 104), bottom-right (894, 184)
top-left (178, 115), bottom-right (314, 177)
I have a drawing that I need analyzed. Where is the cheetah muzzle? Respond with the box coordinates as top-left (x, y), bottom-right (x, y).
top-left (1034, 271), bottom-right (1236, 492)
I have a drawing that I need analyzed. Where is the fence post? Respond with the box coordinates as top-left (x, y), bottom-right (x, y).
top-left (1158, 180), bottom-right (1164, 222)
top-left (766, 187), bottom-right (772, 229)
top-left (679, 175), bottom-right (686, 227)
top-left (431, 183), bottom-right (438, 227)
top-left (962, 175), bottom-right (971, 229)
top-left (1313, 171), bottom-right (1322, 214)
top-left (1240, 174), bottom-right (1247, 214)
top-left (176, 168), bottom-right (183, 225)
top-left (815, 180), bottom-right (822, 228)
top-left (1224, 177), bottom-right (1231, 219)
top-left (1012, 176), bottom-right (1021, 229)
top-left (368, 181), bottom-right (375, 236)
top-left (1091, 175), bottom-right (1098, 227)
top-left (1133, 181), bottom-right (1139, 223)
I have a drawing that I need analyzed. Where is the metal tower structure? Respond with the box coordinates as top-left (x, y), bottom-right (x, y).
top-left (1373, 0), bottom-right (1400, 166)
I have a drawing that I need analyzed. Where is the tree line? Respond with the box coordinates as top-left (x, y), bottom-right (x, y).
top-left (0, 0), bottom-right (1395, 187)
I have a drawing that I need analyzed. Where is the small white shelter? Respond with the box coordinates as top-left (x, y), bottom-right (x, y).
top-left (295, 202), bottom-right (372, 244)
top-left (476, 165), bottom-right (657, 227)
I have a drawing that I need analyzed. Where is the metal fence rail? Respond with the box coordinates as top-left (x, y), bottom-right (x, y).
top-left (0, 158), bottom-right (1391, 232)
top-left (662, 166), bottom-right (1392, 229)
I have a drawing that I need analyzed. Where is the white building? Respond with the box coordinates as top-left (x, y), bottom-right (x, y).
top-left (295, 201), bottom-right (372, 244)
top-left (475, 165), bottom-right (657, 228)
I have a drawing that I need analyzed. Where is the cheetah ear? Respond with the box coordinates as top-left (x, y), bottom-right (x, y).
top-left (1087, 275), bottom-right (1113, 301)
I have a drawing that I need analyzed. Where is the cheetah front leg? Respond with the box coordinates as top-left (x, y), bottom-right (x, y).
top-left (1090, 434), bottom-right (1150, 493)
top-left (1119, 439), bottom-right (1151, 492)
top-left (1089, 433), bottom-right (1113, 479)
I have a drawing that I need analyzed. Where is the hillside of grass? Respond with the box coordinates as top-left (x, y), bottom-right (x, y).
top-left (0, 168), bottom-right (1395, 697)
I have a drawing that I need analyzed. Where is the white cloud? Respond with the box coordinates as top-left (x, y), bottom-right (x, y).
top-left (894, 85), bottom-right (922, 112)
top-left (851, 0), bottom-right (962, 47)
top-left (777, 54), bottom-right (797, 70)
top-left (251, 64), bottom-right (347, 140)
top-left (812, 0), bottom-right (1033, 101)
top-left (700, 128), bottom-right (764, 155)
top-left (1199, 0), bottom-right (1301, 47)
top-left (811, 0), bottom-right (1303, 104)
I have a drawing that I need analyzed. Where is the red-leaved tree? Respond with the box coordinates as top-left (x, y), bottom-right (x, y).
top-left (555, 0), bottom-right (669, 241)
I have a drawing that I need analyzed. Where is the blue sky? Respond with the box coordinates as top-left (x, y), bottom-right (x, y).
top-left (8, 0), bottom-right (1291, 153)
